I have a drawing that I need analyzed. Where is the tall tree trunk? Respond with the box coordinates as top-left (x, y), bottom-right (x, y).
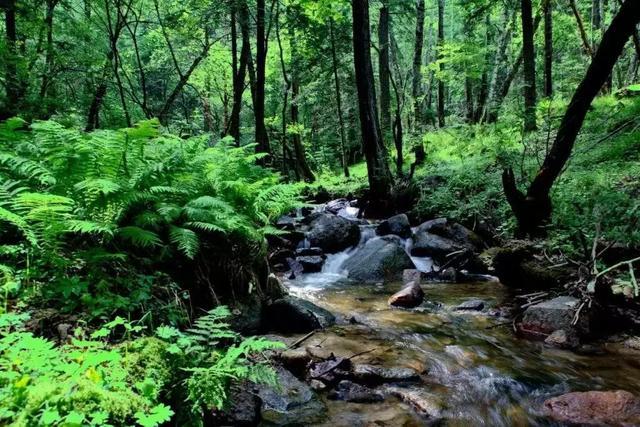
top-left (329, 19), bottom-right (350, 178)
top-left (2, 0), bottom-right (21, 118)
top-left (352, 0), bottom-right (392, 200)
top-left (255, 0), bottom-right (270, 157)
top-left (543, 0), bottom-right (553, 97)
top-left (86, 52), bottom-right (113, 131)
top-left (503, 0), bottom-right (640, 237)
top-left (437, 0), bottom-right (445, 127)
top-left (378, 2), bottom-right (391, 135)
top-left (570, 0), bottom-right (595, 58)
top-left (521, 0), bottom-right (537, 131)
top-left (39, 0), bottom-right (58, 115)
top-left (412, 0), bottom-right (425, 129)
top-left (482, 9), bottom-right (514, 122)
top-left (228, 3), bottom-right (250, 145)
top-left (474, 14), bottom-right (491, 122)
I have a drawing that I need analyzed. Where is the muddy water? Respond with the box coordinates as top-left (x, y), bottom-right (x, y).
top-left (285, 275), bottom-right (640, 426)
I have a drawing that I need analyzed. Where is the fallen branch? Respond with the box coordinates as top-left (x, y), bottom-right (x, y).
top-left (287, 331), bottom-right (315, 349)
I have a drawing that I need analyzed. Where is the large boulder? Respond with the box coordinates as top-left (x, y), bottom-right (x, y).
top-left (416, 218), bottom-right (484, 251)
top-left (543, 390), bottom-right (640, 425)
top-left (518, 296), bottom-right (590, 339)
top-left (410, 232), bottom-right (462, 260)
top-left (264, 296), bottom-right (335, 333)
top-left (305, 213), bottom-right (360, 253)
top-left (258, 366), bottom-right (326, 425)
top-left (388, 282), bottom-right (424, 308)
top-left (377, 213), bottom-right (412, 239)
top-left (296, 255), bottom-right (324, 273)
top-left (342, 236), bottom-right (415, 283)
top-left (209, 383), bottom-right (261, 426)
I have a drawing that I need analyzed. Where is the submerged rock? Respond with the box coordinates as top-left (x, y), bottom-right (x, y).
top-left (454, 299), bottom-right (486, 311)
top-left (544, 329), bottom-right (579, 349)
top-left (519, 296), bottom-right (589, 340)
top-left (258, 366), bottom-right (326, 425)
top-left (388, 282), bottom-right (424, 308)
top-left (543, 390), bottom-right (640, 425)
top-left (351, 364), bottom-right (421, 385)
top-left (328, 380), bottom-right (384, 403)
top-left (305, 213), bottom-right (360, 253)
top-left (377, 213), bottom-right (412, 239)
top-left (384, 386), bottom-right (443, 421)
top-left (264, 296), bottom-right (335, 333)
top-left (342, 236), bottom-right (415, 283)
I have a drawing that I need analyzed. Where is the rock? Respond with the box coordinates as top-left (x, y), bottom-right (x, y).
top-left (258, 366), bottom-right (325, 425)
top-left (388, 282), bottom-right (424, 308)
top-left (278, 348), bottom-right (312, 378)
top-left (309, 379), bottom-right (326, 391)
top-left (439, 267), bottom-right (458, 282)
top-left (328, 380), bottom-right (384, 403)
top-left (384, 386), bottom-right (443, 421)
top-left (416, 218), bottom-right (484, 251)
top-left (342, 236), bottom-right (415, 283)
top-left (410, 232), bottom-right (462, 260)
top-left (295, 247), bottom-right (324, 257)
top-left (296, 255), bottom-right (324, 273)
top-left (324, 198), bottom-right (350, 214)
top-left (351, 364), bottom-right (420, 386)
top-left (377, 213), bottom-right (412, 239)
top-left (229, 294), bottom-right (263, 335)
top-left (276, 215), bottom-right (297, 230)
top-left (543, 390), bottom-right (640, 426)
top-left (266, 273), bottom-right (288, 300)
top-left (402, 269), bottom-right (422, 285)
top-left (209, 383), bottom-right (261, 426)
top-left (309, 357), bottom-right (352, 384)
top-left (306, 213), bottom-right (360, 253)
top-left (624, 336), bottom-right (640, 350)
top-left (519, 296), bottom-right (589, 340)
top-left (544, 329), bottom-right (579, 349)
top-left (481, 241), bottom-right (571, 289)
top-left (454, 299), bottom-right (486, 311)
top-left (264, 296), bottom-right (336, 333)
top-left (286, 257), bottom-right (304, 279)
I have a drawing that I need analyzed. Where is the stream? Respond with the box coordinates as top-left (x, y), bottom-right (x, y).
top-left (277, 232), bottom-right (640, 426)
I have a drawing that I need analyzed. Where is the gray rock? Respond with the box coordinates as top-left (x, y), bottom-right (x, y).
top-left (439, 267), bottom-right (458, 282)
top-left (377, 213), bottom-right (412, 239)
top-left (624, 336), bottom-right (640, 350)
top-left (328, 380), bottom-right (384, 403)
top-left (278, 348), bottom-right (312, 378)
top-left (258, 366), bottom-right (325, 425)
top-left (519, 296), bottom-right (589, 339)
top-left (265, 296), bottom-right (335, 333)
top-left (545, 329), bottom-right (579, 349)
top-left (309, 357), bottom-right (352, 383)
top-left (342, 236), bottom-right (415, 283)
top-left (411, 232), bottom-right (462, 260)
top-left (388, 282), bottom-right (424, 308)
top-left (266, 273), bottom-right (288, 299)
top-left (324, 198), bottom-right (350, 214)
top-left (384, 386), bottom-right (444, 420)
top-left (296, 255), bottom-right (324, 273)
top-left (403, 269), bottom-right (422, 285)
top-left (295, 247), bottom-right (324, 257)
top-left (276, 215), bottom-right (297, 230)
top-left (210, 383), bottom-right (261, 426)
top-left (454, 299), bottom-right (486, 311)
top-left (416, 218), bottom-right (483, 251)
top-left (306, 213), bottom-right (360, 253)
top-left (351, 364), bottom-right (420, 385)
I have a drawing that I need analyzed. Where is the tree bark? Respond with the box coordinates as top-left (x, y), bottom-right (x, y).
top-left (39, 0), bottom-right (58, 115)
top-left (2, 0), bottom-right (21, 118)
top-left (329, 19), bottom-right (350, 178)
top-left (255, 0), bottom-right (271, 157)
top-left (227, 2), bottom-right (250, 144)
top-left (543, 0), bottom-right (553, 97)
top-left (521, 0), bottom-right (537, 131)
top-left (378, 2), bottom-right (391, 135)
top-left (503, 0), bottom-right (640, 237)
top-left (437, 0), bottom-right (445, 127)
top-left (570, 0), bottom-right (595, 58)
top-left (412, 0), bottom-right (425, 129)
top-left (352, 0), bottom-right (392, 200)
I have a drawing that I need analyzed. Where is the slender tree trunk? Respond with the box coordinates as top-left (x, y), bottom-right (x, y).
top-left (482, 9), bottom-right (514, 122)
top-left (543, 0), bottom-right (553, 97)
top-left (352, 0), bottom-right (392, 200)
top-left (474, 14), bottom-right (491, 122)
top-left (503, 0), bottom-right (640, 237)
top-left (521, 0), bottom-right (537, 131)
top-left (437, 0), bottom-right (445, 127)
top-left (412, 0), bottom-right (425, 129)
top-left (228, 3), bottom-right (250, 145)
top-left (255, 0), bottom-right (270, 156)
top-left (329, 19), bottom-right (350, 178)
top-left (39, 0), bottom-right (58, 114)
top-left (570, 0), bottom-right (595, 58)
top-left (2, 0), bottom-right (21, 118)
top-left (86, 52), bottom-right (113, 131)
top-left (378, 2), bottom-right (391, 135)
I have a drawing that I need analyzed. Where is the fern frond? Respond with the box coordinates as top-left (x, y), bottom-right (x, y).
top-left (169, 226), bottom-right (199, 259)
top-left (116, 226), bottom-right (162, 248)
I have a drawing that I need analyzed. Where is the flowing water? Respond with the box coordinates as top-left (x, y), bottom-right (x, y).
top-left (281, 230), bottom-right (640, 426)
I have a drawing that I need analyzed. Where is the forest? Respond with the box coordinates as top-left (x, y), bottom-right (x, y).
top-left (1, 0), bottom-right (640, 425)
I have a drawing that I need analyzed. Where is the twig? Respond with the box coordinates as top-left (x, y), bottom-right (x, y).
top-left (287, 331), bottom-right (315, 350)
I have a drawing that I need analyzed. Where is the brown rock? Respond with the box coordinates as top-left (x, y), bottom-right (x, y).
top-left (544, 390), bottom-right (640, 425)
top-left (544, 329), bottom-right (579, 349)
top-left (388, 282), bottom-right (424, 308)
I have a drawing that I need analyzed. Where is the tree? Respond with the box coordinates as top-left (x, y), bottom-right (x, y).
top-left (412, 0), bottom-right (425, 128)
top-left (352, 0), bottom-right (392, 200)
top-left (437, 0), bottom-right (445, 127)
top-left (2, 0), bottom-right (21, 119)
top-left (543, 0), bottom-right (553, 97)
top-left (521, 0), bottom-right (537, 131)
top-left (503, 0), bottom-right (640, 237)
top-left (255, 0), bottom-right (271, 156)
top-left (378, 2), bottom-right (391, 134)
top-left (227, 1), bottom-right (250, 144)
top-left (329, 18), bottom-right (350, 178)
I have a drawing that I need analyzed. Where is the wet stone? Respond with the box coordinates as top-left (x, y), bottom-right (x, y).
top-left (351, 364), bottom-right (421, 386)
top-left (454, 299), bottom-right (486, 311)
top-left (328, 380), bottom-right (385, 403)
top-left (543, 390), bottom-right (640, 426)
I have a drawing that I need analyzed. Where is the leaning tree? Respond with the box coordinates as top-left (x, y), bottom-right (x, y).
top-left (503, 0), bottom-right (640, 237)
